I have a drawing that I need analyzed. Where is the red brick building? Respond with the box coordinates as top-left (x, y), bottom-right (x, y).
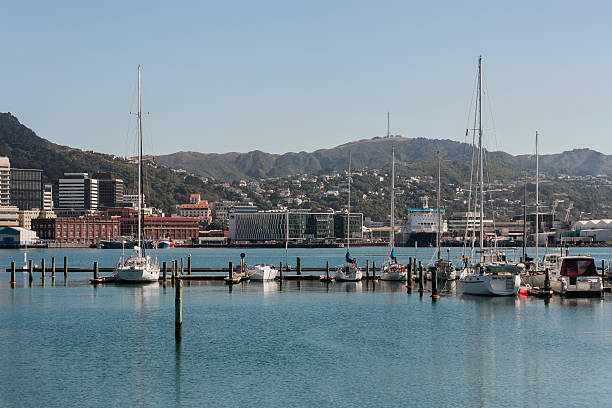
top-left (120, 216), bottom-right (199, 242)
top-left (32, 217), bottom-right (120, 244)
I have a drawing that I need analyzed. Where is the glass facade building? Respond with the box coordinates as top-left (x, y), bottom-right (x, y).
top-left (10, 169), bottom-right (43, 210)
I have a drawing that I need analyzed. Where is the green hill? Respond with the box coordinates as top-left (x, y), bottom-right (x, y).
top-left (0, 113), bottom-right (233, 212)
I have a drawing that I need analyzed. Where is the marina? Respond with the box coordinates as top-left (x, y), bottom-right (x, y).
top-left (1, 247), bottom-right (611, 407)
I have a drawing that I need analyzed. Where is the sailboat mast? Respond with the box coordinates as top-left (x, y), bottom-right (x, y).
top-left (523, 179), bottom-right (527, 262)
top-left (137, 65), bottom-right (143, 255)
top-left (478, 56), bottom-right (484, 262)
top-left (390, 146), bottom-right (395, 251)
top-left (285, 207), bottom-right (289, 267)
top-left (535, 131), bottom-right (539, 268)
top-left (347, 151), bottom-right (351, 250)
top-left (437, 150), bottom-right (441, 260)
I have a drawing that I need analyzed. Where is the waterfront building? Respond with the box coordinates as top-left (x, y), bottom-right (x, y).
top-left (43, 183), bottom-right (53, 211)
top-left (333, 213), bottom-right (364, 242)
top-left (178, 195), bottom-right (212, 222)
top-left (0, 157), bottom-right (10, 206)
top-left (10, 168), bottom-right (43, 210)
top-left (119, 216), bottom-right (199, 242)
top-left (58, 173), bottom-right (99, 210)
top-left (32, 217), bottom-right (120, 244)
top-left (122, 194), bottom-right (144, 208)
top-left (228, 211), bottom-right (362, 242)
top-left (18, 209), bottom-right (56, 230)
top-left (92, 173), bottom-right (124, 209)
top-left (213, 201), bottom-right (257, 224)
top-left (572, 219), bottom-right (612, 242)
top-left (0, 206), bottom-right (19, 227)
top-left (0, 226), bottom-right (38, 246)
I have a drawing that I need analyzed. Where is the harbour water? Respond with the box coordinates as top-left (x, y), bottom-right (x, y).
top-left (1, 247), bottom-right (611, 407)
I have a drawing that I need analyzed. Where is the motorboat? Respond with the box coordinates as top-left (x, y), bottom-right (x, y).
top-left (247, 264), bottom-right (277, 281)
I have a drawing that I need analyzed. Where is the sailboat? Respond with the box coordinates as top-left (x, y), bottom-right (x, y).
top-left (380, 136), bottom-right (407, 281)
top-left (114, 66), bottom-right (160, 283)
top-left (335, 152), bottom-right (363, 282)
top-left (459, 56), bottom-right (520, 296)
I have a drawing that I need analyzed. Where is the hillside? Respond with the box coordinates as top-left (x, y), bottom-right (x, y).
top-left (155, 137), bottom-right (612, 181)
top-left (0, 113), bottom-right (233, 212)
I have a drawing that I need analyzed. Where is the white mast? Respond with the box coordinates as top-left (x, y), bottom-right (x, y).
top-left (437, 150), bottom-right (441, 260)
top-left (535, 131), bottom-right (539, 269)
top-left (478, 56), bottom-right (484, 264)
top-left (285, 207), bottom-right (289, 268)
top-left (390, 145), bottom-right (395, 253)
top-left (137, 65), bottom-right (143, 256)
top-left (347, 151), bottom-right (351, 250)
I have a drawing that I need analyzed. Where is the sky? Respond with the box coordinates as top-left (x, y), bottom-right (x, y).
top-left (1, 1), bottom-right (611, 157)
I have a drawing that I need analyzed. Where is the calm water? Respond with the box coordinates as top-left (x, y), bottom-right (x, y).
top-left (1, 247), bottom-right (611, 407)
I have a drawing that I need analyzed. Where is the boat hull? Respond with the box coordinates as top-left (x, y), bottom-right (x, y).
top-left (115, 268), bottom-right (160, 282)
top-left (335, 264), bottom-right (363, 282)
top-left (460, 274), bottom-right (520, 296)
top-left (247, 265), bottom-right (278, 281)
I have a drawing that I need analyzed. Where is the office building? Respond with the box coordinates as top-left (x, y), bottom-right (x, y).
top-left (32, 217), bottom-right (120, 244)
top-left (0, 157), bottom-right (10, 206)
top-left (43, 183), bottom-right (53, 211)
top-left (58, 173), bottom-right (98, 210)
top-left (10, 168), bottom-right (43, 210)
top-left (92, 173), bottom-right (124, 209)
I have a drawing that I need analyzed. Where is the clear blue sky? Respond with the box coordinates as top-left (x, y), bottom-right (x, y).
top-left (1, 1), bottom-right (611, 157)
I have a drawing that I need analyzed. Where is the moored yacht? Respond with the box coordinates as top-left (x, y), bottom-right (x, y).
top-left (531, 255), bottom-right (602, 297)
top-left (247, 264), bottom-right (278, 281)
top-left (114, 66), bottom-right (160, 283)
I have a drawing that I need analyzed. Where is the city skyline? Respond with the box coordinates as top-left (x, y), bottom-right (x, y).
top-left (2, 1), bottom-right (612, 158)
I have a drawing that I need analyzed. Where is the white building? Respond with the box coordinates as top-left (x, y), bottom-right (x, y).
top-left (572, 219), bottom-right (612, 242)
top-left (58, 173), bottom-right (98, 210)
top-left (43, 183), bottom-right (53, 211)
top-left (0, 226), bottom-right (38, 246)
top-left (18, 209), bottom-right (56, 230)
top-left (0, 156), bottom-right (10, 206)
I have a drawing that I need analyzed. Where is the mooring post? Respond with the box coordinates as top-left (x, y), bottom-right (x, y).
top-left (279, 261), bottom-right (283, 280)
top-left (10, 261), bottom-right (16, 287)
top-left (544, 268), bottom-right (551, 292)
top-left (372, 261), bottom-right (376, 280)
top-left (180, 258), bottom-right (184, 276)
top-left (28, 259), bottom-right (33, 283)
top-left (175, 278), bottom-right (182, 341)
top-left (41, 258), bottom-right (46, 281)
top-left (63, 256), bottom-right (68, 279)
top-left (51, 257), bottom-right (55, 279)
top-left (602, 260), bottom-right (606, 282)
top-left (365, 259), bottom-right (370, 280)
top-left (297, 257), bottom-right (301, 275)
top-left (407, 257), bottom-right (413, 288)
top-left (228, 261), bottom-right (233, 280)
top-left (162, 261), bottom-right (167, 282)
top-left (418, 261), bottom-right (424, 293)
top-left (240, 253), bottom-right (246, 274)
top-left (413, 258), bottom-right (417, 277)
top-left (172, 260), bottom-right (177, 281)
top-left (187, 255), bottom-right (192, 275)
top-left (431, 265), bottom-right (439, 300)
top-left (93, 261), bottom-right (99, 280)
top-left (326, 260), bottom-right (330, 280)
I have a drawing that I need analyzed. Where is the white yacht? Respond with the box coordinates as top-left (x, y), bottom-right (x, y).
top-left (334, 151), bottom-right (363, 282)
top-left (380, 141), bottom-right (406, 281)
top-left (114, 66), bottom-right (160, 283)
top-left (247, 264), bottom-right (278, 281)
top-left (459, 57), bottom-right (519, 296)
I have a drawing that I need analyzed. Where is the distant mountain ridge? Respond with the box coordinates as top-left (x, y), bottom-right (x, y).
top-left (155, 137), bottom-right (612, 181)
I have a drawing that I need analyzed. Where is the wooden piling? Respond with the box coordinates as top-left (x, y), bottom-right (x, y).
top-left (63, 256), bottom-right (68, 279)
top-left (407, 257), bottom-right (413, 289)
top-left (41, 258), bottom-right (46, 281)
top-left (228, 261), bottom-right (233, 280)
top-left (418, 261), bottom-right (424, 293)
top-left (175, 278), bottom-right (182, 341)
top-left (10, 261), bottom-right (16, 286)
top-left (372, 261), bottom-right (376, 280)
top-left (365, 259), bottom-right (370, 280)
top-left (431, 264), bottom-right (439, 299)
top-left (188, 255), bottom-right (192, 275)
top-left (544, 268), bottom-right (550, 292)
top-left (180, 258), bottom-right (184, 276)
top-left (326, 261), bottom-right (330, 280)
top-left (93, 261), bottom-right (99, 280)
top-left (297, 257), bottom-right (301, 275)
top-left (28, 259), bottom-right (33, 283)
top-left (163, 261), bottom-right (167, 282)
top-left (279, 261), bottom-right (283, 280)
top-left (602, 260), bottom-right (606, 282)
top-left (51, 257), bottom-right (55, 279)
